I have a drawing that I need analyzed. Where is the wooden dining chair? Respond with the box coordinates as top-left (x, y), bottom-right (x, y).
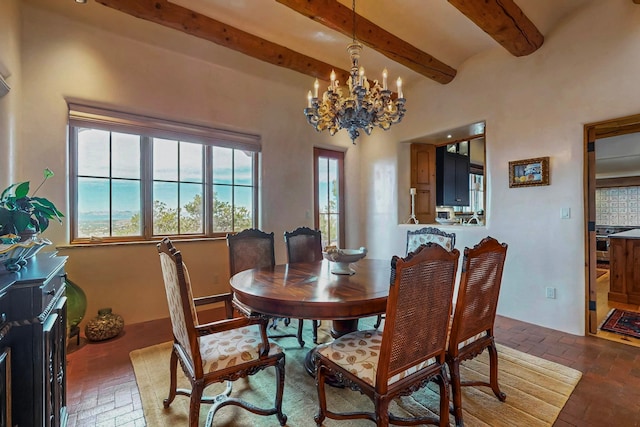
top-left (446, 236), bottom-right (508, 427)
top-left (284, 226), bottom-right (323, 344)
top-left (374, 226), bottom-right (457, 328)
top-left (157, 237), bottom-right (287, 427)
top-left (314, 243), bottom-right (460, 427)
top-left (227, 228), bottom-right (304, 347)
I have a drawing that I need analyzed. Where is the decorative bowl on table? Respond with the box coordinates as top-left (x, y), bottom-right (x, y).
top-left (322, 246), bottom-right (367, 275)
top-left (0, 234), bottom-right (52, 272)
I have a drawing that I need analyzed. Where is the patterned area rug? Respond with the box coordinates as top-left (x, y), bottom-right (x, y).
top-left (596, 269), bottom-right (608, 279)
top-left (130, 317), bottom-right (582, 426)
top-left (601, 309), bottom-right (640, 339)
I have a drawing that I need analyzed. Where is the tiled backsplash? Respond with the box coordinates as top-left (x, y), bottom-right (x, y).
top-left (596, 186), bottom-right (640, 226)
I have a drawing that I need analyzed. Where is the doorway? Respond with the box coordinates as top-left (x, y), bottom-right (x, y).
top-left (585, 113), bottom-right (640, 346)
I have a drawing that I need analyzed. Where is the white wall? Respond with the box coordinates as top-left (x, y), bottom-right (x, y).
top-left (360, 0), bottom-right (640, 335)
top-left (0, 0), bottom-right (21, 186)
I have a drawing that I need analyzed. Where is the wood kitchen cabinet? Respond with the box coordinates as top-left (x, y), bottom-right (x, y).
top-left (608, 230), bottom-right (640, 304)
top-left (436, 146), bottom-right (470, 206)
top-left (0, 254), bottom-right (68, 427)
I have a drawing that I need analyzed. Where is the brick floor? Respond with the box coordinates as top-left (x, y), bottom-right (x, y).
top-left (66, 314), bottom-right (640, 426)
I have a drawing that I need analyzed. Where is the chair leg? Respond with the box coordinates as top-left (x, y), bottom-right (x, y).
top-left (374, 395), bottom-right (390, 426)
top-left (312, 320), bottom-right (319, 344)
top-left (163, 348), bottom-right (178, 408)
top-left (487, 342), bottom-right (507, 401)
top-left (374, 314), bottom-right (382, 329)
top-left (296, 319), bottom-right (305, 347)
top-left (275, 356), bottom-right (288, 426)
top-left (437, 367), bottom-right (450, 427)
top-left (189, 383), bottom-right (203, 427)
top-left (447, 359), bottom-right (464, 427)
top-left (314, 365), bottom-right (328, 426)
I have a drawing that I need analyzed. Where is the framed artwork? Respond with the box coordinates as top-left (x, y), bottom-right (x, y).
top-left (509, 156), bottom-right (550, 188)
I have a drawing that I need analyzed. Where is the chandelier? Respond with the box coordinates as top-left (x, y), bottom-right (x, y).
top-left (303, 0), bottom-right (406, 144)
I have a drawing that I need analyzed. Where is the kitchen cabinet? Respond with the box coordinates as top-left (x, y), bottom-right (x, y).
top-left (609, 230), bottom-right (640, 305)
top-left (436, 146), bottom-right (470, 206)
top-left (0, 254), bottom-right (68, 427)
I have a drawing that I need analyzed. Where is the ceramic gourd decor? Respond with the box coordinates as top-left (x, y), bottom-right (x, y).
top-left (85, 308), bottom-right (124, 341)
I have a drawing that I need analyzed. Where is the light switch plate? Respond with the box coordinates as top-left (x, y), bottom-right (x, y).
top-left (561, 207), bottom-right (570, 219)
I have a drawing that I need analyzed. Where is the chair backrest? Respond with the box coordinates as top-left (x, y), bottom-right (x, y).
top-left (449, 236), bottom-right (508, 354)
top-left (157, 238), bottom-right (200, 367)
top-left (376, 243), bottom-right (459, 391)
top-left (284, 226), bottom-right (322, 264)
top-left (227, 228), bottom-right (276, 276)
top-left (406, 227), bottom-right (456, 254)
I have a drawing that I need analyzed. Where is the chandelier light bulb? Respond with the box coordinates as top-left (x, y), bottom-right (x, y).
top-left (397, 77), bottom-right (403, 99)
top-left (314, 79), bottom-right (319, 98)
top-left (307, 91), bottom-right (313, 108)
top-left (382, 69), bottom-right (388, 90)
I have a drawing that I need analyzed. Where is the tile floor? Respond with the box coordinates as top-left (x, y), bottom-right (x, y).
top-left (66, 312), bottom-right (640, 426)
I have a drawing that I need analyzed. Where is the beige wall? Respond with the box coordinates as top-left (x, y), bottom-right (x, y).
top-left (11, 0), bottom-right (640, 336)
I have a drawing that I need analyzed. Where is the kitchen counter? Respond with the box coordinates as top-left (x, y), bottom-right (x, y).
top-left (609, 229), bottom-right (640, 239)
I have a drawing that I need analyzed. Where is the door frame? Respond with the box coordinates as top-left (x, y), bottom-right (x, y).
top-left (584, 113), bottom-right (640, 334)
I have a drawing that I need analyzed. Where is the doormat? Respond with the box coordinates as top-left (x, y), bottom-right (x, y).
top-left (601, 309), bottom-right (640, 339)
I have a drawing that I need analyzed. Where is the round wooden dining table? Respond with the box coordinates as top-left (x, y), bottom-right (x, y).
top-left (229, 258), bottom-right (391, 378)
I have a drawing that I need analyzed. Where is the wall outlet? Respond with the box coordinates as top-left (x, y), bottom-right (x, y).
top-left (545, 287), bottom-right (556, 299)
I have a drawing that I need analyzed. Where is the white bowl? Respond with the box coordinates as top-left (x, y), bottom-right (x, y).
top-left (322, 247), bottom-right (367, 275)
top-left (435, 218), bottom-right (459, 225)
top-left (0, 237), bottom-right (52, 272)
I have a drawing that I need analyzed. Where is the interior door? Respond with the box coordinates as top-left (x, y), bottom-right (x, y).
top-left (410, 143), bottom-right (436, 224)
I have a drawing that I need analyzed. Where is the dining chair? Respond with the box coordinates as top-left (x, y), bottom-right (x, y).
top-left (284, 226), bottom-right (323, 344)
top-left (157, 237), bottom-right (287, 427)
top-left (227, 228), bottom-right (304, 347)
top-left (374, 226), bottom-right (457, 329)
top-left (446, 236), bottom-right (508, 427)
top-left (314, 243), bottom-right (460, 427)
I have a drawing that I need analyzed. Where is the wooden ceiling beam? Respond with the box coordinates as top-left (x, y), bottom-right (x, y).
top-left (276, 0), bottom-right (457, 84)
top-left (95, 0), bottom-right (352, 85)
top-left (448, 0), bottom-right (544, 57)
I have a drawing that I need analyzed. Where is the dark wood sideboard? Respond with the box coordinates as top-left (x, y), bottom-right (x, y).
top-left (0, 254), bottom-right (68, 427)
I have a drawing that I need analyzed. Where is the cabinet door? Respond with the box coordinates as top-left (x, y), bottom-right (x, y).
top-left (436, 148), bottom-right (470, 206)
top-left (0, 348), bottom-right (9, 427)
top-left (410, 143), bottom-right (436, 223)
top-left (43, 296), bottom-right (67, 427)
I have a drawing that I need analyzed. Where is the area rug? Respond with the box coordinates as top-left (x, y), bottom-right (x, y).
top-left (601, 309), bottom-right (640, 339)
top-left (596, 268), bottom-right (608, 279)
top-left (130, 319), bottom-right (582, 426)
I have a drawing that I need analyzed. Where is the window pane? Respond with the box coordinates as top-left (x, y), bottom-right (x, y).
top-left (212, 184), bottom-right (232, 232)
top-left (77, 177), bottom-right (110, 238)
top-left (77, 129), bottom-right (109, 177)
top-left (112, 179), bottom-right (141, 236)
top-left (153, 138), bottom-right (178, 181)
top-left (212, 146), bottom-right (233, 184)
top-left (328, 158), bottom-right (339, 214)
top-left (180, 142), bottom-right (203, 182)
top-left (318, 157), bottom-right (329, 214)
top-left (234, 151), bottom-right (253, 185)
top-left (112, 133), bottom-right (140, 179)
top-left (234, 186), bottom-right (253, 231)
top-left (153, 181), bottom-right (178, 235)
top-left (179, 182), bottom-right (203, 234)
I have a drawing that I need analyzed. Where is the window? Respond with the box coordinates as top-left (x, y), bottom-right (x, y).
top-left (314, 148), bottom-right (345, 248)
top-left (69, 104), bottom-right (259, 243)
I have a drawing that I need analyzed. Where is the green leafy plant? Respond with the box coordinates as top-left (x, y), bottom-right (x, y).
top-left (0, 168), bottom-right (64, 235)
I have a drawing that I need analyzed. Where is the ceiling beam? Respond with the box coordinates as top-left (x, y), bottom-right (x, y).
top-left (95, 0), bottom-right (352, 85)
top-left (447, 0), bottom-right (544, 57)
top-left (275, 0), bottom-right (457, 85)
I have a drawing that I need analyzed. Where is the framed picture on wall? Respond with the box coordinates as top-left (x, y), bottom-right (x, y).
top-left (509, 156), bottom-right (550, 188)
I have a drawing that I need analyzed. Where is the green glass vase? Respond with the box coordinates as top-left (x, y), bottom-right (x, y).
top-left (65, 277), bottom-right (87, 335)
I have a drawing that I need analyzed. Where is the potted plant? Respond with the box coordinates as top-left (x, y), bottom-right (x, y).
top-left (0, 168), bottom-right (64, 238)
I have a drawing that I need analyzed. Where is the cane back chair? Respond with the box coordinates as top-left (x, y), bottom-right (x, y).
top-left (227, 228), bottom-right (304, 346)
top-left (374, 226), bottom-right (456, 329)
top-left (446, 236), bottom-right (508, 427)
top-left (157, 238), bottom-right (287, 426)
top-left (284, 226), bottom-right (323, 344)
top-left (314, 243), bottom-right (460, 427)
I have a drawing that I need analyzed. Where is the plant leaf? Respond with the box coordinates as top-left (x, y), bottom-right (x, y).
top-left (14, 182), bottom-right (30, 199)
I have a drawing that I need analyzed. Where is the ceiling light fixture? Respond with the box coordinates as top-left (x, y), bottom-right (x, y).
top-left (303, 0), bottom-right (406, 144)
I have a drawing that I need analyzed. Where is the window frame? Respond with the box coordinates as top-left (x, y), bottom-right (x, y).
top-left (68, 104), bottom-right (260, 244)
